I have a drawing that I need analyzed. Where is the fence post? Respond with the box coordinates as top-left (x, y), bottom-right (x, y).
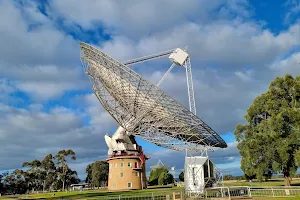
top-left (227, 187), bottom-right (231, 200)
top-left (271, 187), bottom-right (275, 197)
top-left (248, 186), bottom-right (252, 197)
top-left (152, 192), bottom-right (154, 200)
top-left (119, 195), bottom-right (121, 200)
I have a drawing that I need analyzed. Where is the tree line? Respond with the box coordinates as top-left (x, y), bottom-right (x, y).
top-left (0, 149), bottom-right (79, 195)
top-left (1, 152), bottom-right (183, 196)
top-left (223, 174), bottom-right (247, 181)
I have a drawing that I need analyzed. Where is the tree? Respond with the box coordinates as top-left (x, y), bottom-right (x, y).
top-left (0, 151), bottom-right (79, 195)
top-left (85, 161), bottom-right (109, 187)
top-left (244, 174), bottom-right (256, 181)
top-left (148, 167), bottom-right (173, 186)
top-left (85, 164), bottom-right (92, 184)
top-left (41, 154), bottom-right (56, 191)
top-left (234, 176), bottom-right (244, 181)
top-left (22, 160), bottom-right (43, 192)
top-left (234, 74), bottom-right (300, 186)
top-left (91, 161), bottom-right (109, 187)
top-left (54, 149), bottom-right (76, 191)
top-left (167, 173), bottom-right (174, 184)
top-left (4, 169), bottom-right (27, 194)
top-left (60, 167), bottom-right (80, 188)
top-left (0, 172), bottom-right (8, 195)
top-left (149, 167), bottom-right (168, 185)
top-left (158, 172), bottom-right (173, 185)
top-left (179, 171), bottom-right (184, 182)
top-left (223, 174), bottom-right (233, 180)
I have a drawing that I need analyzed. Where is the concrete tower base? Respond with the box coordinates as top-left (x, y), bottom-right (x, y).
top-left (107, 156), bottom-right (147, 191)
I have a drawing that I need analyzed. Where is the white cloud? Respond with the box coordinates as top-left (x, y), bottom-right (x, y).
top-left (0, 79), bottom-right (19, 103)
top-left (270, 52), bottom-right (300, 75)
top-left (0, 0), bottom-right (78, 66)
top-left (234, 70), bottom-right (254, 82)
top-left (138, 22), bottom-right (300, 67)
top-left (95, 15), bottom-right (300, 134)
top-left (284, 0), bottom-right (300, 24)
top-left (83, 93), bottom-right (118, 132)
top-left (0, 65), bottom-right (88, 100)
top-left (0, 99), bottom-right (115, 172)
top-left (0, 0), bottom-right (85, 100)
top-left (144, 141), bottom-right (241, 176)
top-left (0, 79), bottom-right (15, 94)
top-left (50, 0), bottom-right (234, 38)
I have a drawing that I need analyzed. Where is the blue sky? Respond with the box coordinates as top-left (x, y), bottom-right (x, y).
top-left (0, 0), bottom-right (299, 180)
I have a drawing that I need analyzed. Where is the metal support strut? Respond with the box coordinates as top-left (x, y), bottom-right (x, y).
top-left (157, 63), bottom-right (176, 86)
top-left (185, 57), bottom-right (196, 115)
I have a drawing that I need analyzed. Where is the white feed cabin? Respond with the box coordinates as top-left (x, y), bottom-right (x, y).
top-left (184, 156), bottom-right (216, 193)
top-left (169, 48), bottom-right (189, 66)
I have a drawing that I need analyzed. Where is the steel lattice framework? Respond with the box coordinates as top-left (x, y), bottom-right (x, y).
top-left (80, 42), bottom-right (227, 152)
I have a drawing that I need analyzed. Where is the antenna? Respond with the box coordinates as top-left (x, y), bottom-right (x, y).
top-left (171, 166), bottom-right (176, 181)
top-left (80, 42), bottom-right (227, 193)
top-left (150, 160), bottom-right (168, 170)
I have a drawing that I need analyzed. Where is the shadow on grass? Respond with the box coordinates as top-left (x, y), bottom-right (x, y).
top-left (18, 187), bottom-right (182, 200)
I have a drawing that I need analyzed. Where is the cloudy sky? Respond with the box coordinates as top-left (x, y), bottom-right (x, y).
top-left (0, 0), bottom-right (300, 180)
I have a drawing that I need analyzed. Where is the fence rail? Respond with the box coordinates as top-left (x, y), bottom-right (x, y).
top-left (97, 191), bottom-right (183, 200)
top-left (250, 186), bottom-right (300, 197)
top-left (185, 186), bottom-right (300, 199)
top-left (92, 186), bottom-right (300, 200)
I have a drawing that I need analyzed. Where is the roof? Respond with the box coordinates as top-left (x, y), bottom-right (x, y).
top-left (80, 42), bottom-right (227, 152)
top-left (185, 156), bottom-right (208, 166)
top-left (70, 183), bottom-right (90, 186)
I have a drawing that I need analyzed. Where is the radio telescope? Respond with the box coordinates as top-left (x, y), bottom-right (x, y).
top-left (80, 42), bottom-right (227, 192)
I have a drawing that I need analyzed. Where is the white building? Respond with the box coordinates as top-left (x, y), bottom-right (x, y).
top-left (184, 156), bottom-right (218, 194)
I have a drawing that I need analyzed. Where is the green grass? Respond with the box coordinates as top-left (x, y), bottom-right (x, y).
top-left (254, 197), bottom-right (300, 200)
top-left (2, 180), bottom-right (300, 199)
top-left (224, 178), bottom-right (300, 187)
top-left (0, 187), bottom-right (180, 199)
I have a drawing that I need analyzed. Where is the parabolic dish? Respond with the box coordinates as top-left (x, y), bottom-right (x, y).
top-left (80, 42), bottom-right (227, 152)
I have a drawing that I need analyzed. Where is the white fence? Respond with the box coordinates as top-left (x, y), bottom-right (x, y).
top-left (250, 186), bottom-right (300, 197)
top-left (188, 186), bottom-right (300, 199)
top-left (100, 190), bottom-right (183, 200)
top-left (90, 186), bottom-right (300, 199)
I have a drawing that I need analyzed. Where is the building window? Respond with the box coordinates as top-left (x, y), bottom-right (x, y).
top-left (113, 184), bottom-right (116, 188)
top-left (135, 172), bottom-right (139, 177)
top-left (134, 162), bottom-right (138, 168)
top-left (114, 163), bottom-right (117, 168)
top-left (128, 162), bottom-right (131, 167)
top-left (128, 182), bottom-right (132, 188)
top-left (121, 172), bottom-right (124, 177)
top-left (121, 162), bottom-right (124, 167)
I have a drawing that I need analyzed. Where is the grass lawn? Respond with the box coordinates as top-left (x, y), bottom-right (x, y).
top-left (254, 197), bottom-right (300, 200)
top-left (2, 181), bottom-right (300, 199)
top-left (0, 186), bottom-right (181, 199)
top-left (224, 178), bottom-right (300, 187)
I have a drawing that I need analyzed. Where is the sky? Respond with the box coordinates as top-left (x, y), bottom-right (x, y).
top-left (0, 0), bottom-right (300, 181)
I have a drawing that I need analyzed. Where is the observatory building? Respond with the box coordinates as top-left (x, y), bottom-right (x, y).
top-left (105, 127), bottom-right (148, 190)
